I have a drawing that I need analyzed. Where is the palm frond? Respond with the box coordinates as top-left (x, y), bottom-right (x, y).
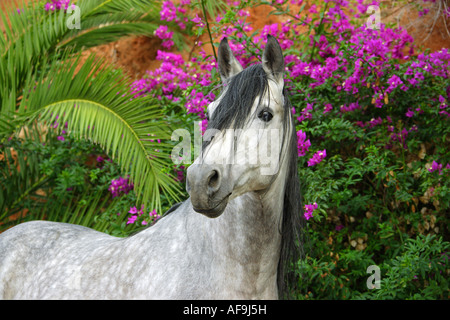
top-left (59, 22), bottom-right (158, 50)
top-left (17, 51), bottom-right (183, 212)
top-left (0, 113), bottom-right (17, 141)
top-left (0, 0), bottom-right (183, 105)
top-left (32, 187), bottom-right (114, 228)
top-left (0, 0), bottom-right (186, 227)
top-left (194, 0), bottom-right (230, 18)
top-left (0, 4), bottom-right (68, 105)
top-left (86, 0), bottom-right (161, 14)
top-left (58, 0), bottom-right (161, 50)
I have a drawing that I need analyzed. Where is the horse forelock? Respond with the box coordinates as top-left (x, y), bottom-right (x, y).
top-left (202, 64), bottom-right (268, 151)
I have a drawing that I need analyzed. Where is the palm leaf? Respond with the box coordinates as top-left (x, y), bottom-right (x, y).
top-left (0, 3), bottom-right (67, 98)
top-left (58, 1), bottom-right (165, 50)
top-left (0, 0), bottom-right (184, 108)
top-left (0, 0), bottom-right (186, 226)
top-left (0, 125), bottom-right (133, 234)
top-left (17, 51), bottom-right (183, 212)
top-left (0, 113), bottom-right (17, 141)
top-left (59, 22), bottom-right (158, 50)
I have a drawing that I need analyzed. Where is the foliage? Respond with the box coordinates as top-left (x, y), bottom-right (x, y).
top-left (129, 0), bottom-right (449, 299)
top-left (0, 127), bottom-right (163, 235)
top-left (0, 0), bottom-right (185, 231)
top-left (361, 234), bottom-right (449, 300)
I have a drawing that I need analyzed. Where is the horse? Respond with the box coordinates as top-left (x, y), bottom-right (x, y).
top-left (0, 35), bottom-right (304, 299)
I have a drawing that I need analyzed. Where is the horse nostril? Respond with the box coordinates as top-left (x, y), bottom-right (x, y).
top-left (207, 170), bottom-right (220, 192)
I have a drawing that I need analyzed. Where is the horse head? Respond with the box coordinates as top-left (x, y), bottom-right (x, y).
top-left (187, 35), bottom-right (293, 218)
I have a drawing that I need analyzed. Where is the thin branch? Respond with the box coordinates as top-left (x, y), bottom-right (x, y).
top-left (201, 0), bottom-right (217, 62)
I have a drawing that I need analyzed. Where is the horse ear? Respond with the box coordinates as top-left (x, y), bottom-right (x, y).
top-left (262, 35), bottom-right (285, 85)
top-left (217, 37), bottom-right (243, 84)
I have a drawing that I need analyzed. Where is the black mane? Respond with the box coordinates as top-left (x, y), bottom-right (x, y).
top-left (203, 64), bottom-right (268, 151)
top-left (278, 93), bottom-right (305, 299)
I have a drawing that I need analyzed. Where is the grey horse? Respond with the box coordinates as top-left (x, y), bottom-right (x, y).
top-left (0, 35), bottom-right (304, 299)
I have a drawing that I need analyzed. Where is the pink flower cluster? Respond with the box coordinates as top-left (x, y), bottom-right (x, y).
top-left (192, 14), bottom-right (206, 29)
top-left (296, 130), bottom-right (311, 157)
top-left (160, 0), bottom-right (190, 30)
top-left (127, 206), bottom-right (161, 225)
top-left (304, 202), bottom-right (318, 220)
top-left (284, 22), bottom-right (418, 104)
top-left (428, 161), bottom-right (450, 175)
top-left (44, 0), bottom-right (73, 11)
top-left (297, 103), bottom-right (313, 122)
top-left (386, 74), bottom-right (404, 93)
top-left (154, 25), bottom-right (174, 50)
top-left (387, 125), bottom-right (418, 150)
top-left (307, 150), bottom-right (327, 167)
top-left (438, 94), bottom-right (449, 118)
top-left (130, 49), bottom-right (216, 120)
top-left (174, 165), bottom-right (185, 182)
top-left (127, 205), bottom-right (144, 224)
top-left (340, 102), bottom-right (361, 113)
top-left (109, 176), bottom-right (134, 198)
top-left (404, 49), bottom-right (450, 88)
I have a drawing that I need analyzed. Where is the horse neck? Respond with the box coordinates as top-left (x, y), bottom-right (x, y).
top-left (201, 148), bottom-right (289, 296)
top-left (214, 140), bottom-right (290, 246)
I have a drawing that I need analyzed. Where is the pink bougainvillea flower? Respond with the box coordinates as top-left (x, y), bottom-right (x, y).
top-left (304, 202), bottom-right (318, 220)
top-left (296, 130), bottom-right (311, 157)
top-left (405, 109), bottom-right (414, 117)
top-left (428, 160), bottom-right (443, 175)
top-left (307, 150), bottom-right (327, 166)
top-left (386, 74), bottom-right (403, 92)
top-left (323, 103), bottom-right (333, 114)
top-left (109, 177), bottom-right (134, 197)
top-left (127, 215), bottom-right (137, 225)
top-left (149, 209), bottom-right (161, 220)
top-left (128, 206), bottom-right (138, 214)
top-left (44, 0), bottom-right (72, 11)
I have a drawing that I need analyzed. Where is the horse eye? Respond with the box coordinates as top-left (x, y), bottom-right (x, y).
top-left (258, 110), bottom-right (273, 122)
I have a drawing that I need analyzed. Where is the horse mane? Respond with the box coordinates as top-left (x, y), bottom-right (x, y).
top-left (277, 89), bottom-right (305, 299)
top-left (204, 64), bottom-right (305, 299)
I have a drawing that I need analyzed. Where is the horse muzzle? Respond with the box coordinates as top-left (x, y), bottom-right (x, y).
top-left (186, 164), bottom-right (232, 218)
